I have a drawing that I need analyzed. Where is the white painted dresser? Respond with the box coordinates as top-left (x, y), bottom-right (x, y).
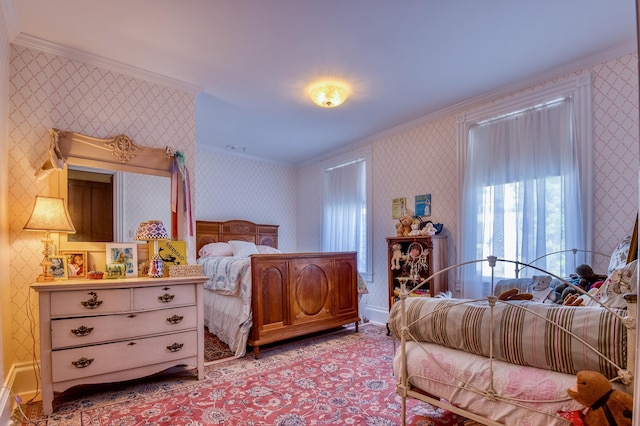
top-left (32, 275), bottom-right (208, 415)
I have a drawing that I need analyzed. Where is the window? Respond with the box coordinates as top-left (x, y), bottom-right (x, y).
top-left (457, 72), bottom-right (593, 297)
top-left (322, 148), bottom-right (372, 280)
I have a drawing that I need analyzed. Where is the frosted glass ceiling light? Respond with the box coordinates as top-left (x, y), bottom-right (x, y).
top-left (309, 81), bottom-right (349, 108)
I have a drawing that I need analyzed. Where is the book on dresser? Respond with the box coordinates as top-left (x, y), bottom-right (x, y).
top-left (31, 275), bottom-right (208, 415)
top-left (386, 235), bottom-right (447, 308)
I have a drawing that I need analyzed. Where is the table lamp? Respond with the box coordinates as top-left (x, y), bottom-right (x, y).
top-left (134, 220), bottom-right (168, 277)
top-left (23, 196), bottom-right (76, 281)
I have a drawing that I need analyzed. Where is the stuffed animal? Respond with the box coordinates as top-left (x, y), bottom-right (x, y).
top-left (390, 243), bottom-right (404, 270)
top-left (567, 370), bottom-right (633, 425)
top-left (408, 219), bottom-right (422, 236)
top-left (531, 275), bottom-right (551, 290)
top-left (421, 221), bottom-right (436, 236)
top-left (396, 215), bottom-right (413, 237)
top-left (498, 288), bottom-right (533, 301)
top-left (529, 275), bottom-right (554, 303)
top-left (563, 293), bottom-right (584, 306)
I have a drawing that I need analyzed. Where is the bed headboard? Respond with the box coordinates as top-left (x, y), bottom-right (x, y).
top-left (195, 220), bottom-right (279, 258)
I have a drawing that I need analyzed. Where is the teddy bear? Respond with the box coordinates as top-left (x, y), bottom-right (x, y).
top-left (567, 370), bottom-right (633, 425)
top-left (497, 288), bottom-right (533, 301)
top-left (396, 214), bottom-right (413, 237)
top-left (390, 243), bottom-right (404, 270)
top-left (408, 219), bottom-right (422, 236)
top-left (528, 275), bottom-right (554, 302)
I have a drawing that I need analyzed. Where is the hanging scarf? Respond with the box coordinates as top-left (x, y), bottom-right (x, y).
top-left (170, 151), bottom-right (194, 238)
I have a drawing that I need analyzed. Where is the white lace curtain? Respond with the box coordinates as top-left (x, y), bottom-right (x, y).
top-left (460, 96), bottom-right (587, 297)
top-left (322, 159), bottom-right (367, 275)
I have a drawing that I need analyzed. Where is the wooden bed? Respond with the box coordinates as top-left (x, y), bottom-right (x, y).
top-left (195, 220), bottom-right (360, 358)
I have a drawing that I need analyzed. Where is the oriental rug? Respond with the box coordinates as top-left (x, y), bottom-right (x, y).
top-left (15, 324), bottom-right (470, 425)
top-left (204, 327), bottom-right (235, 363)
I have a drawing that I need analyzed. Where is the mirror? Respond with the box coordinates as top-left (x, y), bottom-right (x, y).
top-left (66, 165), bottom-right (171, 244)
top-left (49, 129), bottom-right (173, 253)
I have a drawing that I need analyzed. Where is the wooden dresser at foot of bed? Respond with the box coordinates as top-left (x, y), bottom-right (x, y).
top-left (32, 275), bottom-right (208, 415)
top-left (249, 252), bottom-right (360, 358)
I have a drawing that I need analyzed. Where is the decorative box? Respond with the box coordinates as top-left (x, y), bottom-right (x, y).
top-left (168, 264), bottom-right (204, 277)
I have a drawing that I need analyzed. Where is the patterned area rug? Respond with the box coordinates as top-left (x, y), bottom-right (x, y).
top-left (204, 327), bottom-right (235, 362)
top-left (14, 324), bottom-right (471, 425)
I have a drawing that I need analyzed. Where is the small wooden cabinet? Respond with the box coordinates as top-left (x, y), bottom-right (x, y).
top-left (386, 235), bottom-right (448, 308)
top-left (32, 275), bottom-right (208, 415)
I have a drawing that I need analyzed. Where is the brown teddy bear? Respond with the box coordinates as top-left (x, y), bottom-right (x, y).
top-left (497, 288), bottom-right (533, 301)
top-left (395, 214), bottom-right (413, 237)
top-left (567, 370), bottom-right (633, 425)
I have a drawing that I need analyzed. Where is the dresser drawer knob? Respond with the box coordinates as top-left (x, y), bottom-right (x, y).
top-left (128, 342), bottom-right (136, 346)
top-left (167, 343), bottom-right (184, 352)
top-left (80, 292), bottom-right (103, 309)
top-left (71, 326), bottom-right (94, 337)
top-left (158, 293), bottom-right (175, 303)
top-left (71, 357), bottom-right (94, 368)
top-left (166, 315), bottom-right (184, 324)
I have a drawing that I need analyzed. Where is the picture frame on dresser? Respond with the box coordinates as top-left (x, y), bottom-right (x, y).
top-left (48, 255), bottom-right (67, 280)
top-left (105, 243), bottom-right (138, 278)
top-left (59, 250), bottom-right (87, 279)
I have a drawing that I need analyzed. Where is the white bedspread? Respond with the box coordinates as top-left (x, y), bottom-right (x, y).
top-left (198, 256), bottom-right (253, 357)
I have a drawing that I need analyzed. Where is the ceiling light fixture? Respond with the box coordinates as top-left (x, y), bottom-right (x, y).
top-left (309, 80), bottom-right (349, 108)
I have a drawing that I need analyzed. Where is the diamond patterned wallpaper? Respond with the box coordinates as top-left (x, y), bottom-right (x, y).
top-left (297, 53), bottom-right (639, 320)
top-left (195, 149), bottom-right (298, 251)
top-left (7, 45), bottom-right (196, 365)
top-left (0, 15), bottom-right (12, 376)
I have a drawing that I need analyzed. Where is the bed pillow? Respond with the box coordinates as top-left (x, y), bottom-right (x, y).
top-left (229, 240), bottom-right (259, 257)
top-left (256, 245), bottom-right (281, 254)
top-left (607, 235), bottom-right (632, 275)
top-left (594, 259), bottom-right (637, 309)
top-left (198, 242), bottom-right (233, 257)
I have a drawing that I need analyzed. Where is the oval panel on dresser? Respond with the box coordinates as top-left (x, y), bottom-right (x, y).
top-left (294, 264), bottom-right (329, 315)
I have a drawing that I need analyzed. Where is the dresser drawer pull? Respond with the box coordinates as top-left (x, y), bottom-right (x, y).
top-left (162, 287), bottom-right (171, 291)
top-left (167, 343), bottom-right (184, 352)
top-left (158, 293), bottom-right (175, 303)
top-left (128, 342), bottom-right (136, 346)
top-left (166, 315), bottom-right (184, 324)
top-left (80, 292), bottom-right (103, 309)
top-left (70, 326), bottom-right (94, 337)
top-left (128, 314), bottom-right (137, 318)
top-left (71, 357), bottom-right (94, 368)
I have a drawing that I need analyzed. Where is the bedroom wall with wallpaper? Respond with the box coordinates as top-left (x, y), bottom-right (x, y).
top-left (296, 52), bottom-right (638, 322)
top-left (194, 149), bottom-right (298, 251)
top-left (6, 45), bottom-right (196, 370)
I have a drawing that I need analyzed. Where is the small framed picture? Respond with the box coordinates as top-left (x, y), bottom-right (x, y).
top-left (105, 244), bottom-right (138, 278)
top-left (60, 250), bottom-right (87, 279)
top-left (48, 255), bottom-right (68, 280)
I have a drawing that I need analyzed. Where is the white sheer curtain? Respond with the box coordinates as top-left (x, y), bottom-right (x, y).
top-left (460, 97), bottom-right (586, 297)
top-left (322, 159), bottom-right (368, 275)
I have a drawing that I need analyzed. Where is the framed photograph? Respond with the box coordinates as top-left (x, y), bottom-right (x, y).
top-left (60, 250), bottom-right (87, 279)
top-left (392, 197), bottom-right (406, 219)
top-left (105, 244), bottom-right (138, 278)
top-left (48, 255), bottom-right (68, 280)
top-left (415, 194), bottom-right (432, 217)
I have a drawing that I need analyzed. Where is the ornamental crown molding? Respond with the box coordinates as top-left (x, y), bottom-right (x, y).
top-left (12, 33), bottom-right (202, 95)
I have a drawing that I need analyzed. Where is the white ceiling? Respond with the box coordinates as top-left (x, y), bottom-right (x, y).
top-left (7, 0), bottom-right (637, 165)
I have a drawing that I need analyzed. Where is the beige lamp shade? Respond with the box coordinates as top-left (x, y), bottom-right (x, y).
top-left (23, 196), bottom-right (76, 233)
top-left (24, 196), bottom-right (75, 281)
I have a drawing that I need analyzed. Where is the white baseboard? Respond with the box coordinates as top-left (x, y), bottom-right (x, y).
top-left (1, 360), bottom-right (41, 425)
top-left (362, 305), bottom-right (389, 327)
